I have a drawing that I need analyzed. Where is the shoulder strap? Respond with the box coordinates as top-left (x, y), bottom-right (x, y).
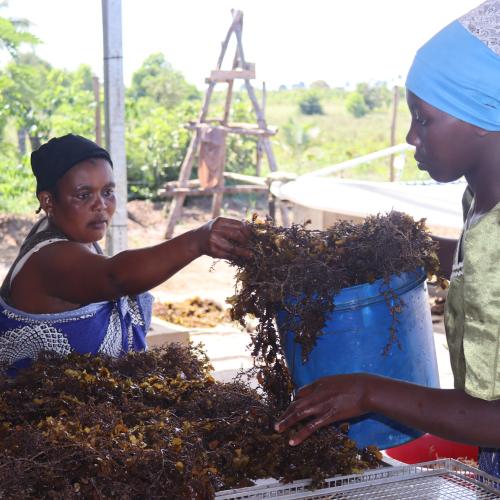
top-left (0, 217), bottom-right (68, 302)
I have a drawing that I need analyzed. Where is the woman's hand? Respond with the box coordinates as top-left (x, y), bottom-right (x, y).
top-left (275, 372), bottom-right (500, 449)
top-left (195, 217), bottom-right (252, 260)
top-left (275, 373), bottom-right (373, 446)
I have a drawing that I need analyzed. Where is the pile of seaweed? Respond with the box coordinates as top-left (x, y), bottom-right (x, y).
top-left (0, 344), bottom-right (381, 499)
top-left (153, 297), bottom-right (229, 328)
top-left (228, 211), bottom-right (442, 407)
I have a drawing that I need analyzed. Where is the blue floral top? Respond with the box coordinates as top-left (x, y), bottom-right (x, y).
top-left (0, 217), bottom-right (153, 374)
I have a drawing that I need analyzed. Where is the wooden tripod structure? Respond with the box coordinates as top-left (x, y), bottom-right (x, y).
top-left (164, 10), bottom-right (281, 238)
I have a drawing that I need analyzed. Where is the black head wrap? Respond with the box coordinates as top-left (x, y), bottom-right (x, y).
top-left (31, 134), bottom-right (113, 194)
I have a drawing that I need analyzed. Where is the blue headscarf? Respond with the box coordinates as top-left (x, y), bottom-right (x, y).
top-left (406, 0), bottom-right (500, 131)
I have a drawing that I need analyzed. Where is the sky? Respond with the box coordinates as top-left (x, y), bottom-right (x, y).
top-left (2, 0), bottom-right (483, 90)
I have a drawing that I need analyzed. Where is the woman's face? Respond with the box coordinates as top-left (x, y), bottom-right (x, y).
top-left (406, 90), bottom-right (482, 183)
top-left (41, 158), bottom-right (116, 243)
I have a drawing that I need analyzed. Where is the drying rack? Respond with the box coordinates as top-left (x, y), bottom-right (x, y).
top-left (215, 459), bottom-right (500, 499)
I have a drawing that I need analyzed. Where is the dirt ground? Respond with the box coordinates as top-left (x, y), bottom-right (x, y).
top-left (0, 196), bottom-right (269, 306)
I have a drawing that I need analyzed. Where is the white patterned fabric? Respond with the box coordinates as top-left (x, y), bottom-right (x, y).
top-left (0, 323), bottom-right (71, 366)
top-left (98, 307), bottom-right (124, 357)
top-left (125, 297), bottom-right (145, 351)
top-left (459, 0), bottom-right (500, 56)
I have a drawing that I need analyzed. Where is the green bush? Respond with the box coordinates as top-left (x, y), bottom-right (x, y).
top-left (225, 94), bottom-right (258, 175)
top-left (346, 92), bottom-right (368, 118)
top-left (0, 152), bottom-right (36, 214)
top-left (356, 82), bottom-right (391, 111)
top-left (125, 98), bottom-right (194, 199)
top-left (299, 94), bottom-right (324, 115)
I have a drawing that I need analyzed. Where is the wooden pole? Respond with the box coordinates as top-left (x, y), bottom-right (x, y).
top-left (389, 85), bottom-right (399, 182)
top-left (164, 80), bottom-right (218, 238)
top-left (223, 52), bottom-right (239, 125)
top-left (234, 29), bottom-right (278, 172)
top-left (233, 24), bottom-right (287, 224)
top-left (216, 10), bottom-right (243, 70)
top-left (256, 82), bottom-right (266, 176)
top-left (93, 76), bottom-right (102, 147)
top-left (211, 145), bottom-right (227, 218)
top-left (164, 129), bottom-right (201, 239)
top-left (164, 13), bottom-right (242, 238)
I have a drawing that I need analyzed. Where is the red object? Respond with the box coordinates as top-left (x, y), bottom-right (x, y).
top-left (385, 433), bottom-right (478, 464)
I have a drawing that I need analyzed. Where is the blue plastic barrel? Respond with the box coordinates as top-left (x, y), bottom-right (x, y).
top-left (277, 270), bottom-right (439, 450)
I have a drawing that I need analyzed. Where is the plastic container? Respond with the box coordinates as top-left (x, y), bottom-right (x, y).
top-left (385, 433), bottom-right (478, 463)
top-left (278, 270), bottom-right (439, 449)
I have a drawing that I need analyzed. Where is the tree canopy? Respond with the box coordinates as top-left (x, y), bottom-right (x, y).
top-left (128, 52), bottom-right (200, 107)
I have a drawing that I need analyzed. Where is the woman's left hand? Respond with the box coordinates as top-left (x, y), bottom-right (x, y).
top-left (274, 373), bottom-right (372, 446)
top-left (195, 217), bottom-right (252, 260)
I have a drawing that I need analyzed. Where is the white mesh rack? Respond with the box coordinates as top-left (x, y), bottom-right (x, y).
top-left (215, 459), bottom-right (500, 499)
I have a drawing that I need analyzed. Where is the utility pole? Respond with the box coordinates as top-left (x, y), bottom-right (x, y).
top-left (93, 76), bottom-right (102, 147)
top-left (102, 0), bottom-right (127, 254)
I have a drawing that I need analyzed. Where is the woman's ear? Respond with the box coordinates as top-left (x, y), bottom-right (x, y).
top-left (38, 191), bottom-right (54, 218)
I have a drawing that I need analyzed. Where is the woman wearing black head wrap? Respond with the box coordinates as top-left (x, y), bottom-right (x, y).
top-left (275, 0), bottom-right (500, 478)
top-left (0, 134), bottom-right (251, 374)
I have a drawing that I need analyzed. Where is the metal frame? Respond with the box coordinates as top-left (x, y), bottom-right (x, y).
top-left (215, 459), bottom-right (500, 499)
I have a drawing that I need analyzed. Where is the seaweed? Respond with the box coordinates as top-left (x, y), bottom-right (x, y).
top-left (228, 211), bottom-right (443, 408)
top-left (0, 345), bottom-right (381, 499)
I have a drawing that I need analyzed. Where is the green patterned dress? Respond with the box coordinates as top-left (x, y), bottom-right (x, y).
top-left (445, 188), bottom-right (500, 477)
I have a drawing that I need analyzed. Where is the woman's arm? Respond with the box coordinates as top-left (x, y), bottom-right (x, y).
top-left (275, 373), bottom-right (500, 447)
top-left (34, 217), bottom-right (251, 304)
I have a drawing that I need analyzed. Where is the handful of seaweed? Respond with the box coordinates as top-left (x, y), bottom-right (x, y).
top-left (228, 211), bottom-right (442, 408)
top-left (0, 345), bottom-right (381, 499)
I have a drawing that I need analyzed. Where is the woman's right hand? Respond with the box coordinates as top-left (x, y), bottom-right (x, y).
top-left (275, 373), bottom-right (372, 445)
top-left (194, 217), bottom-right (252, 260)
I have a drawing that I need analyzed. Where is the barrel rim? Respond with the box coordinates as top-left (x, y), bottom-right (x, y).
top-left (332, 269), bottom-right (426, 311)
top-left (281, 268), bottom-right (427, 314)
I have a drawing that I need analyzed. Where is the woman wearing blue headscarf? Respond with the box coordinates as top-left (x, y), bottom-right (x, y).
top-left (275, 0), bottom-right (500, 477)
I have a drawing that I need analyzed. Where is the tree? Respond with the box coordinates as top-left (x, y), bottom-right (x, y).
top-left (1, 55), bottom-right (95, 151)
top-left (0, 8), bottom-right (39, 151)
top-left (0, 10), bottom-right (38, 58)
top-left (48, 65), bottom-right (95, 138)
top-left (299, 93), bottom-right (324, 115)
top-left (0, 10), bottom-right (40, 213)
top-left (310, 80), bottom-right (330, 90)
top-left (280, 118), bottom-right (320, 165)
top-left (345, 82), bottom-right (391, 118)
top-left (224, 94), bottom-right (258, 175)
top-left (355, 82), bottom-right (391, 111)
top-left (125, 54), bottom-right (201, 198)
top-left (125, 97), bottom-right (194, 198)
top-left (128, 53), bottom-right (200, 108)
top-left (346, 92), bottom-right (368, 118)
